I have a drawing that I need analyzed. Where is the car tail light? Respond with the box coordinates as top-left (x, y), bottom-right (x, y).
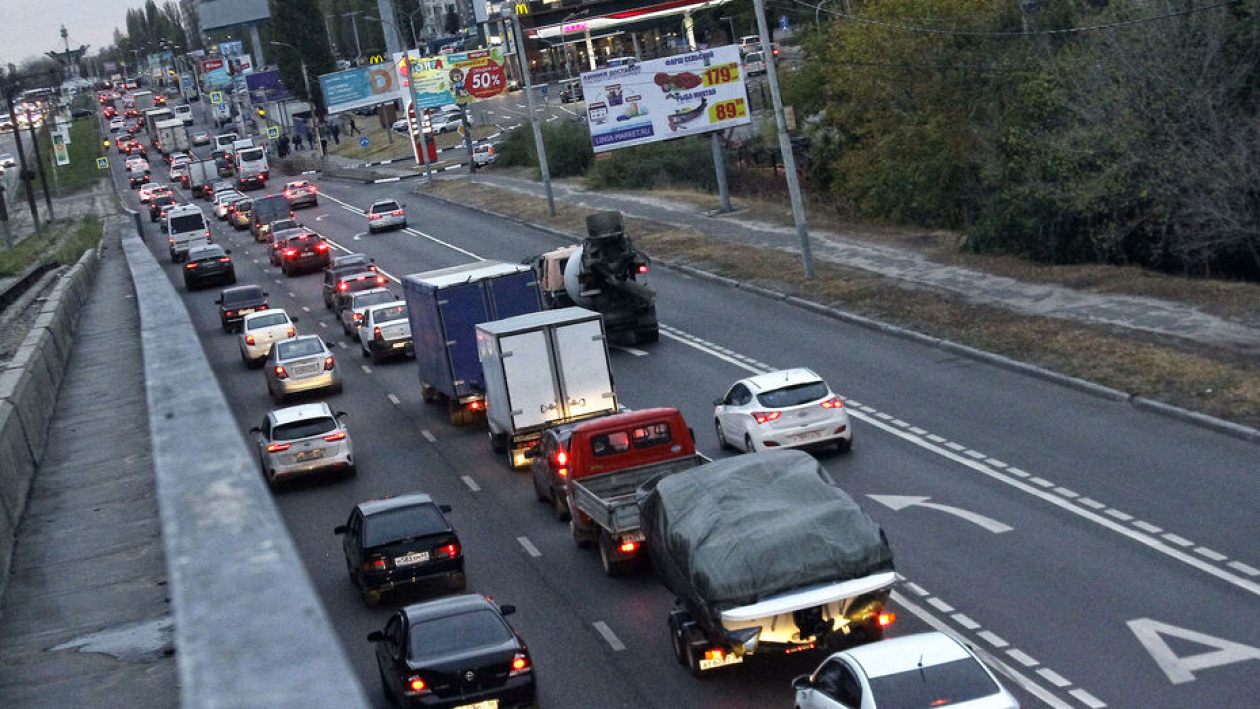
top-left (834, 425), bottom-right (848, 434)
top-left (185, 263), bottom-right (198, 269)
top-left (555, 449), bottom-right (568, 466)
top-left (752, 411), bottom-right (781, 424)
top-left (368, 214), bottom-right (381, 220)
top-left (391, 210), bottom-right (403, 216)
top-left (362, 558), bottom-right (387, 572)
top-left (284, 190), bottom-right (293, 197)
top-left (509, 653), bottom-right (531, 677)
top-left (637, 264), bottom-right (649, 274)
top-left (323, 431), bottom-right (346, 442)
top-left (168, 237), bottom-right (174, 244)
top-left (438, 543), bottom-right (460, 558)
top-left (405, 676), bottom-right (430, 695)
top-left (375, 276), bottom-right (387, 285)
top-left (323, 355), bottom-right (335, 370)
top-left (265, 442), bottom-right (291, 452)
top-left (307, 186), bottom-right (316, 193)
top-left (820, 397), bottom-right (844, 409)
top-left (315, 243), bottom-right (328, 252)
top-left (468, 400), bottom-right (482, 410)
top-left (704, 649), bottom-right (726, 663)
top-left (258, 305), bottom-right (268, 311)
top-left (286, 327), bottom-right (295, 337)
top-left (245, 335), bottom-right (256, 345)
top-left (284, 248), bottom-right (297, 258)
top-left (219, 257), bottom-right (231, 263)
top-left (373, 327), bottom-right (383, 341)
top-left (619, 540), bottom-right (638, 553)
top-left (339, 283), bottom-right (348, 291)
top-left (353, 312), bottom-right (363, 322)
top-left (877, 612), bottom-right (897, 627)
top-left (274, 365), bottom-right (288, 379)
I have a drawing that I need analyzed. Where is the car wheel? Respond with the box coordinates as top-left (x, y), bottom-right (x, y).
top-left (569, 513), bottom-right (593, 549)
top-left (400, 220), bottom-right (407, 230)
top-left (554, 492), bottom-right (570, 522)
top-left (671, 622), bottom-right (688, 666)
top-left (532, 470), bottom-right (548, 502)
top-left (266, 471), bottom-right (280, 493)
top-left (715, 420), bottom-right (732, 450)
top-left (744, 434), bottom-right (756, 453)
top-left (837, 436), bottom-right (852, 453)
top-left (361, 588), bottom-right (382, 608)
top-left (184, 278), bottom-right (195, 291)
top-left (447, 571), bottom-right (467, 592)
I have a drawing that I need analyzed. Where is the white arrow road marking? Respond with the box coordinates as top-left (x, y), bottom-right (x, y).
top-left (1128, 618), bottom-right (1260, 684)
top-left (867, 495), bottom-right (1013, 533)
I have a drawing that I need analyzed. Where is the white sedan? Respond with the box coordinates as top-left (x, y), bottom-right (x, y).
top-left (792, 631), bottom-right (1018, 708)
top-left (713, 368), bottom-right (852, 453)
top-left (239, 309), bottom-right (297, 366)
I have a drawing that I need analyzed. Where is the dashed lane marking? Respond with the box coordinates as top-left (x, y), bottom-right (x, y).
top-left (387, 393), bottom-right (401, 405)
top-left (517, 536), bottom-right (541, 557)
top-left (592, 621), bottom-right (625, 651)
top-left (461, 475), bottom-right (480, 492)
top-left (421, 430), bottom-right (437, 443)
top-left (360, 365), bottom-right (372, 374)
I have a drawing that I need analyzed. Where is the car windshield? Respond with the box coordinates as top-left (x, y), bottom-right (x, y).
top-left (288, 181), bottom-right (308, 189)
top-left (273, 416), bottom-right (337, 441)
top-left (756, 381), bottom-right (829, 408)
top-left (238, 148), bottom-right (263, 162)
top-left (362, 503), bottom-right (448, 547)
top-left (190, 247), bottom-right (225, 260)
top-left (286, 235), bottom-right (319, 248)
top-left (355, 292), bottom-right (395, 308)
top-left (222, 287), bottom-right (264, 305)
top-left (169, 213), bottom-right (205, 233)
top-left (407, 609), bottom-right (512, 662)
top-left (275, 338), bottom-right (324, 359)
top-left (866, 658), bottom-right (1000, 707)
top-left (372, 201), bottom-right (400, 213)
top-left (246, 312), bottom-right (289, 329)
top-left (371, 304), bottom-right (407, 323)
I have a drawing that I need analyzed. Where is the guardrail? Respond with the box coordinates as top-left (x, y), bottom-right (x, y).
top-left (120, 225), bottom-right (367, 707)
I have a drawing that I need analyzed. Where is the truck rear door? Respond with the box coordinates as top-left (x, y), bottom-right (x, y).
top-left (438, 284), bottom-right (489, 395)
top-left (553, 318), bottom-right (616, 420)
top-left (487, 272), bottom-right (540, 320)
top-left (498, 330), bottom-right (559, 430)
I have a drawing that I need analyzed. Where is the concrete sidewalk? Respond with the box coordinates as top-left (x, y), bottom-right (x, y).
top-left (0, 216), bottom-right (175, 706)
top-left (458, 173), bottom-right (1260, 354)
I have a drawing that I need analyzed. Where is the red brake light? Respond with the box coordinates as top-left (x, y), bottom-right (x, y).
top-left (339, 283), bottom-right (348, 291)
top-left (323, 431), bottom-right (347, 442)
top-left (439, 543), bottom-right (460, 558)
top-left (408, 677), bottom-right (426, 692)
top-left (637, 264), bottom-right (649, 274)
top-left (555, 449), bottom-right (568, 466)
top-left (468, 400), bottom-right (482, 410)
top-left (820, 397), bottom-right (844, 409)
top-left (375, 276), bottom-right (387, 285)
top-left (245, 335), bottom-right (256, 345)
top-left (219, 257), bottom-right (232, 263)
top-left (315, 243), bottom-right (328, 252)
top-left (373, 326), bottom-right (383, 340)
top-left (286, 327), bottom-right (295, 337)
top-left (284, 190), bottom-right (293, 196)
top-left (274, 365), bottom-right (288, 379)
top-left (185, 262), bottom-right (198, 269)
top-left (752, 411), bottom-right (781, 424)
top-left (557, 467), bottom-right (568, 477)
top-left (877, 612), bottom-right (897, 627)
top-left (284, 248), bottom-right (297, 257)
top-left (308, 186), bottom-right (316, 193)
top-left (265, 442), bottom-right (290, 452)
top-left (704, 649), bottom-right (725, 662)
top-left (353, 312), bottom-right (363, 321)
top-left (323, 355), bottom-right (335, 370)
top-left (619, 540), bottom-right (638, 553)
top-left (363, 558), bottom-right (387, 572)
top-left (391, 210), bottom-right (403, 216)
top-left (368, 214), bottom-right (381, 220)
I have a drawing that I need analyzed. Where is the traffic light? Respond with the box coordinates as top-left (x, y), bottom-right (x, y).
top-left (102, 139), bottom-right (111, 148)
top-left (257, 108), bottom-right (266, 118)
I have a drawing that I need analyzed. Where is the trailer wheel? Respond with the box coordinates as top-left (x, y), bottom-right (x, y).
top-left (420, 383), bottom-right (439, 404)
top-left (553, 493), bottom-right (570, 522)
top-left (489, 431), bottom-right (506, 454)
top-left (671, 622), bottom-right (688, 666)
top-left (598, 532), bottom-right (626, 577)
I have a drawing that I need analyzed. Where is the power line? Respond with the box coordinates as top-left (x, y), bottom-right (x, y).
top-left (788, 0), bottom-right (1240, 37)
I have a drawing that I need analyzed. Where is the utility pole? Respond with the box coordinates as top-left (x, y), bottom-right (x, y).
top-left (3, 88), bottom-right (41, 236)
top-left (754, 0), bottom-right (814, 277)
top-left (376, 0), bottom-right (403, 56)
top-left (511, 9), bottom-right (555, 217)
top-left (28, 110), bottom-right (54, 222)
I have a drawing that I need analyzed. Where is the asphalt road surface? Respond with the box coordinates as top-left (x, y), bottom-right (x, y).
top-left (109, 109), bottom-right (1260, 708)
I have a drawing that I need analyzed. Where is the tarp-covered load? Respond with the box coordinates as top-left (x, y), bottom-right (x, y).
top-left (638, 450), bottom-right (894, 624)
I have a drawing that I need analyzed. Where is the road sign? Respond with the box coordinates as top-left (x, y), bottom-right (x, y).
top-left (53, 134), bottom-right (70, 166)
top-left (96, 157), bottom-right (109, 169)
top-left (359, 136), bottom-right (369, 148)
top-left (209, 91), bottom-right (224, 104)
top-left (267, 126), bottom-right (279, 139)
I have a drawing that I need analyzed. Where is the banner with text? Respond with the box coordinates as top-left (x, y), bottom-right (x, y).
top-left (408, 48), bottom-right (508, 111)
top-left (318, 63), bottom-right (405, 114)
top-left (579, 45), bottom-right (751, 153)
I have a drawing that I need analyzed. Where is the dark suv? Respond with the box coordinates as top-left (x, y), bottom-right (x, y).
top-left (184, 244), bottom-right (236, 290)
top-left (250, 194), bottom-right (294, 241)
top-left (334, 493), bottom-right (465, 606)
top-left (215, 285), bottom-right (269, 332)
top-left (332, 271), bottom-right (390, 315)
top-left (322, 254), bottom-right (378, 308)
top-left (278, 231), bottom-right (331, 276)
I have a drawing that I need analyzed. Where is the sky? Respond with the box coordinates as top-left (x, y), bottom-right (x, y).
top-left (0, 0), bottom-right (150, 69)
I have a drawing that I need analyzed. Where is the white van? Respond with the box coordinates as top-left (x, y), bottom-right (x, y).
top-left (235, 145), bottom-right (269, 183)
top-left (166, 205), bottom-right (211, 263)
top-left (173, 104), bottom-right (193, 126)
top-left (213, 133), bottom-right (239, 153)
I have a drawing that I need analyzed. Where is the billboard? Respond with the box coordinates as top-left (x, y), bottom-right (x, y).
top-left (579, 45), bottom-right (751, 153)
top-left (202, 58), bottom-right (232, 89)
top-left (318, 63), bottom-right (405, 114)
top-left (246, 70), bottom-right (290, 102)
top-left (198, 0), bottom-right (270, 32)
top-left (408, 48), bottom-right (508, 111)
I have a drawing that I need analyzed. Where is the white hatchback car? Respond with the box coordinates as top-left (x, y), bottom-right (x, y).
top-left (339, 287), bottom-right (397, 339)
top-left (250, 402), bottom-right (355, 491)
top-left (239, 309), bottom-right (297, 366)
top-left (792, 631), bottom-right (1018, 708)
top-left (713, 368), bottom-right (851, 453)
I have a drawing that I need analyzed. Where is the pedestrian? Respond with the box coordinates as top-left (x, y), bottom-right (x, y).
top-left (277, 134), bottom-right (290, 158)
top-left (331, 122), bottom-right (341, 145)
top-left (348, 117), bottom-right (360, 136)
top-left (320, 137), bottom-right (328, 154)
top-left (293, 132), bottom-right (303, 151)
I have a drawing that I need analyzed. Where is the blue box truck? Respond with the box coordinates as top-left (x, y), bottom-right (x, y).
top-left (403, 261), bottom-right (542, 426)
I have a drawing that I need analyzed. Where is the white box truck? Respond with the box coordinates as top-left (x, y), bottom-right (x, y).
top-left (155, 118), bottom-right (190, 155)
top-left (477, 307), bottom-right (618, 468)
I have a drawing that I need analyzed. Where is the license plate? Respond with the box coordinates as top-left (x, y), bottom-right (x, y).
top-left (238, 308), bottom-right (255, 315)
top-left (395, 551), bottom-right (430, 567)
top-left (623, 531), bottom-right (645, 543)
top-left (454, 700), bottom-right (498, 709)
top-left (699, 652), bottom-right (744, 670)
top-left (294, 449), bottom-right (324, 462)
top-left (391, 342), bottom-right (405, 349)
top-left (794, 430), bottom-right (823, 442)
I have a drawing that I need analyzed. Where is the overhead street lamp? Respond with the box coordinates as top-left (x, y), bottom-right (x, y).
top-left (406, 7), bottom-right (425, 50)
top-left (342, 12), bottom-right (365, 63)
top-left (270, 41), bottom-right (325, 167)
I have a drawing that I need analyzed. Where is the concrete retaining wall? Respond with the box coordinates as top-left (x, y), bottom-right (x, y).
top-left (0, 247), bottom-right (100, 594)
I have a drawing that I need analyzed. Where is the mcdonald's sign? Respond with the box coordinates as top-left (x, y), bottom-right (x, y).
top-left (515, 2), bottom-right (529, 15)
top-left (369, 54), bottom-right (387, 64)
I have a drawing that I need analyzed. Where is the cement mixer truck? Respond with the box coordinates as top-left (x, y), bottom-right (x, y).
top-left (527, 211), bottom-right (659, 345)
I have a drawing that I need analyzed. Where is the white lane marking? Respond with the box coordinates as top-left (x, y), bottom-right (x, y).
top-left (287, 291), bottom-right (296, 298)
top-left (1070, 689), bottom-right (1107, 708)
top-left (964, 449), bottom-right (986, 459)
top-left (1228, 561), bottom-right (1260, 576)
top-left (952, 613), bottom-right (980, 630)
top-left (592, 621), bottom-right (626, 651)
top-left (875, 412), bottom-right (893, 421)
top-left (984, 458), bottom-right (1007, 468)
top-left (1194, 546), bottom-right (1227, 562)
top-left (1030, 477), bottom-right (1055, 488)
top-left (1006, 466), bottom-right (1030, 477)
top-left (945, 441), bottom-right (966, 451)
top-left (1162, 533), bottom-right (1193, 547)
top-left (461, 475), bottom-right (480, 491)
top-left (1006, 649), bottom-right (1039, 667)
top-left (1104, 508), bottom-right (1133, 521)
top-left (387, 393), bottom-right (401, 405)
top-left (1079, 497), bottom-right (1106, 509)
top-left (978, 630), bottom-right (1009, 648)
top-left (660, 329), bottom-right (760, 374)
top-left (1134, 520), bottom-right (1163, 534)
top-left (908, 426), bottom-right (927, 435)
top-left (274, 278), bottom-right (282, 284)
top-left (517, 536), bottom-right (541, 557)
top-left (902, 582), bottom-right (928, 597)
top-left (318, 321), bottom-right (327, 328)
top-left (319, 192), bottom-right (485, 261)
top-left (1037, 668), bottom-right (1072, 688)
top-left (926, 597), bottom-right (954, 613)
top-left (926, 434), bottom-right (946, 443)
top-left (610, 345), bottom-right (648, 356)
top-left (337, 341), bottom-right (347, 349)
top-left (1054, 487), bottom-right (1079, 499)
top-left (891, 591), bottom-right (1075, 709)
top-left (421, 430), bottom-right (437, 443)
top-left (360, 365), bottom-right (372, 374)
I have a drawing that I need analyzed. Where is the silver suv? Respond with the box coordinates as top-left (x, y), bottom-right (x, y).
top-left (360, 302), bottom-right (412, 363)
top-left (367, 200), bottom-right (406, 233)
top-left (339, 288), bottom-right (397, 339)
top-left (265, 336), bottom-right (342, 404)
top-left (251, 402), bottom-right (354, 491)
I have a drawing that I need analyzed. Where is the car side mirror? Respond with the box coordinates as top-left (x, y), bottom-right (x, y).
top-left (214, 298), bottom-right (222, 304)
top-left (263, 292), bottom-right (269, 297)
top-left (713, 397), bottom-right (725, 406)
top-left (326, 341), bottom-right (336, 349)
top-left (334, 525), bottom-right (347, 535)
top-left (792, 675), bottom-right (811, 691)
top-left (336, 411), bottom-right (348, 418)
top-left (224, 249), bottom-right (232, 255)
top-left (499, 604), bottom-right (516, 616)
top-left (366, 631), bottom-right (384, 642)
top-left (439, 504), bottom-right (452, 513)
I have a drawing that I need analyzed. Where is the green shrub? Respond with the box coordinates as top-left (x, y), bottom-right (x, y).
top-left (495, 120), bottom-right (593, 178)
top-left (585, 137), bottom-right (717, 191)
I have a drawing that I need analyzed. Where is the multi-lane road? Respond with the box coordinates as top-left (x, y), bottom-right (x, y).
top-left (110, 111), bottom-right (1260, 707)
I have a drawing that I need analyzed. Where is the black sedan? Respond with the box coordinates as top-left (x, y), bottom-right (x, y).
top-left (183, 245), bottom-right (236, 290)
top-left (215, 284), bottom-right (269, 332)
top-left (149, 193), bottom-right (178, 222)
top-left (367, 594), bottom-right (536, 708)
top-left (335, 493), bottom-right (465, 607)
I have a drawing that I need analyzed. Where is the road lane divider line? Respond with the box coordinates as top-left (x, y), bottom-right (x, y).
top-left (592, 621), bottom-right (625, 652)
top-left (461, 475), bottom-right (480, 492)
top-left (517, 537), bottom-right (541, 557)
top-left (387, 393), bottom-right (401, 405)
top-left (421, 430), bottom-right (437, 443)
top-left (360, 365), bottom-right (371, 374)
top-left (318, 192), bottom-right (484, 262)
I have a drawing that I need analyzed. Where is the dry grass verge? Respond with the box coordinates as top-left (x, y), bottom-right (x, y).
top-left (424, 180), bottom-right (1260, 430)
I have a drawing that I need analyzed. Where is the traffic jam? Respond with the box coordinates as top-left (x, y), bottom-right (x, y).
top-left (103, 84), bottom-right (1022, 709)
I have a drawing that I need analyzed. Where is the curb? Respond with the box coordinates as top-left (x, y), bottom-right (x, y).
top-left (416, 190), bottom-right (1260, 446)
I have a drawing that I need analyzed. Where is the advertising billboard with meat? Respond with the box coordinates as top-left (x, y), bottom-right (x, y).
top-left (579, 45), bottom-right (751, 154)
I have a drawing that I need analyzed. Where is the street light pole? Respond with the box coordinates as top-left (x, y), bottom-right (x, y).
top-left (511, 9), bottom-right (555, 217)
top-left (343, 12), bottom-right (364, 63)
